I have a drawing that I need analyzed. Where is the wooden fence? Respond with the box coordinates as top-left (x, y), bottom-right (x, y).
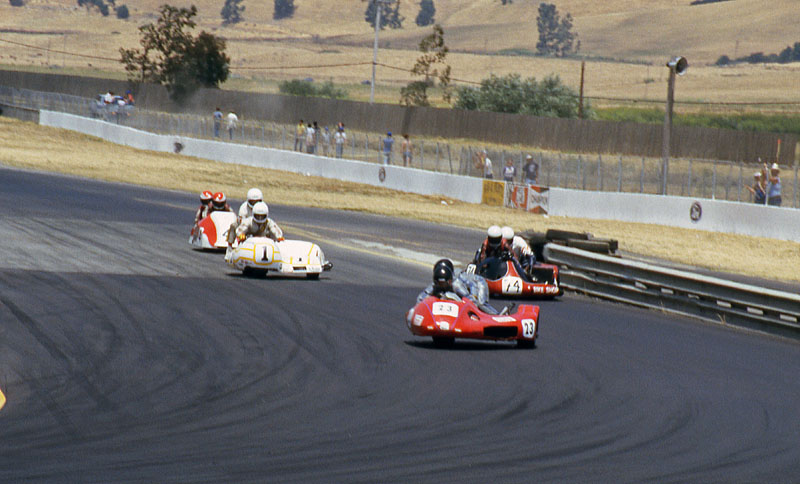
top-left (0, 68), bottom-right (795, 164)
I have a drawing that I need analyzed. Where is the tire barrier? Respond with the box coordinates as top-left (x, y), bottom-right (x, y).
top-left (544, 244), bottom-right (800, 340)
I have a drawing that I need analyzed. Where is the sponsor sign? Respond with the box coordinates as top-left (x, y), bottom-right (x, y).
top-left (504, 183), bottom-right (549, 214)
top-left (481, 180), bottom-right (505, 206)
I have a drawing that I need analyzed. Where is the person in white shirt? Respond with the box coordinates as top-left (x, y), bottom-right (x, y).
top-left (226, 111), bottom-right (238, 140)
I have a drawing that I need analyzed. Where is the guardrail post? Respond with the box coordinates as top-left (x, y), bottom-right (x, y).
top-left (617, 155), bottom-right (622, 192)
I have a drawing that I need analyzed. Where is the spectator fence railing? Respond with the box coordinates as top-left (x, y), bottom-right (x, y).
top-left (1, 85), bottom-right (797, 209)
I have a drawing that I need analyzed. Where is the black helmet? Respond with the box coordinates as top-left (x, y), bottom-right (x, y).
top-left (434, 258), bottom-right (454, 273)
top-left (433, 264), bottom-right (453, 292)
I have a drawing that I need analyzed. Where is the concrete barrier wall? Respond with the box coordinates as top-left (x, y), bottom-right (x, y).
top-left (39, 111), bottom-right (484, 204)
top-left (549, 188), bottom-right (800, 242)
top-left (39, 111), bottom-right (800, 242)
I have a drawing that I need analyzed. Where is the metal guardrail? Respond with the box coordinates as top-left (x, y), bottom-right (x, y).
top-left (544, 244), bottom-right (800, 339)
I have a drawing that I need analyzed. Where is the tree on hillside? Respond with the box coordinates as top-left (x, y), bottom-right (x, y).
top-left (78, 0), bottom-right (110, 16)
top-left (500, 0), bottom-right (513, 4)
top-left (415, 0), bottom-right (435, 27)
top-left (116, 4), bottom-right (129, 18)
top-left (221, 0), bottom-right (245, 24)
top-left (10, 0), bottom-right (26, 7)
top-left (119, 4), bottom-right (230, 102)
top-left (274, 0), bottom-right (295, 20)
top-left (401, 23), bottom-right (451, 106)
top-left (365, 0), bottom-right (404, 30)
top-left (536, 2), bottom-right (579, 57)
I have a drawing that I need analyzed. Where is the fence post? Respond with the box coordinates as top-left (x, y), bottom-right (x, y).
top-left (640, 156), bottom-right (645, 193)
top-left (557, 153), bottom-right (562, 187)
top-left (597, 154), bottom-right (603, 191)
top-left (448, 144), bottom-right (453, 174)
top-left (712, 161), bottom-right (717, 200)
top-left (420, 140), bottom-right (425, 169)
top-left (795, 163), bottom-right (798, 208)
top-left (687, 159), bottom-right (693, 196)
top-left (436, 142), bottom-right (440, 172)
top-left (579, 155), bottom-right (585, 190)
top-left (737, 161), bottom-right (743, 202)
top-left (618, 155), bottom-right (622, 192)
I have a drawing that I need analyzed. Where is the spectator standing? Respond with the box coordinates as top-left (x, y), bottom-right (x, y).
top-left (523, 154), bottom-right (539, 185)
top-left (294, 119), bottom-right (305, 151)
top-left (124, 90), bottom-right (135, 106)
top-left (767, 162), bottom-right (782, 206)
top-left (213, 107), bottom-right (223, 138)
top-left (334, 126), bottom-right (347, 158)
top-left (401, 134), bottom-right (413, 167)
top-left (382, 132), bottom-right (394, 165)
top-left (502, 159), bottom-right (516, 182)
top-left (305, 123), bottom-right (316, 154)
top-left (475, 149), bottom-right (493, 179)
top-left (226, 111), bottom-right (238, 140)
top-left (746, 171), bottom-right (766, 204)
top-left (103, 90), bottom-right (114, 104)
top-left (321, 126), bottom-right (331, 157)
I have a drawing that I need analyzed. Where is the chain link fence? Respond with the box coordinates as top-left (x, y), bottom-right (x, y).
top-left (1, 85), bottom-right (797, 209)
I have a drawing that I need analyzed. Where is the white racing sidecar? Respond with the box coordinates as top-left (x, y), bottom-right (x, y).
top-left (190, 211), bottom-right (237, 250)
top-left (228, 236), bottom-right (333, 279)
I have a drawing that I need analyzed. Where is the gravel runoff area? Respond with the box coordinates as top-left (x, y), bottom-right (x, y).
top-left (1, 116), bottom-right (798, 284)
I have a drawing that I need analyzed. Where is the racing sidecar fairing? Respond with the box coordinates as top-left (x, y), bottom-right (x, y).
top-left (228, 236), bottom-right (332, 279)
top-left (468, 256), bottom-right (562, 298)
top-left (190, 210), bottom-right (237, 250)
top-left (407, 295), bottom-right (540, 348)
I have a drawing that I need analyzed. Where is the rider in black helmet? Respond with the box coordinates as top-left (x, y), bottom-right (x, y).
top-left (431, 263), bottom-right (454, 296)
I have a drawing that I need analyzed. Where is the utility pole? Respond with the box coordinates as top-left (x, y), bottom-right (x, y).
top-left (662, 56), bottom-right (687, 195)
top-left (370, 0), bottom-right (390, 104)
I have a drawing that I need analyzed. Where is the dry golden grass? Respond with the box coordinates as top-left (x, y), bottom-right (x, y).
top-left (2, 0), bottom-right (800, 107)
top-left (1, 116), bottom-right (798, 283)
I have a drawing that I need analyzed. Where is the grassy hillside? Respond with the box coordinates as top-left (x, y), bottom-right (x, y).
top-left (1, 0), bottom-right (799, 108)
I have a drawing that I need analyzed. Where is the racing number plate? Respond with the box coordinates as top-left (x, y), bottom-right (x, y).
top-left (521, 319), bottom-right (536, 339)
top-left (502, 276), bottom-right (523, 295)
top-left (260, 244), bottom-right (274, 263)
top-left (431, 302), bottom-right (459, 318)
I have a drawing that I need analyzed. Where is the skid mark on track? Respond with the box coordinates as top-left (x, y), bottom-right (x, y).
top-left (0, 294), bottom-right (118, 432)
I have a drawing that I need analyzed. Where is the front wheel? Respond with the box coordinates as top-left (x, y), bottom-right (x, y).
top-left (432, 337), bottom-right (455, 348)
top-left (306, 273), bottom-right (320, 280)
top-left (517, 339), bottom-right (536, 349)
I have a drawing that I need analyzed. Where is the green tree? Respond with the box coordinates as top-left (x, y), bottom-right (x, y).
top-left (401, 23), bottom-right (451, 106)
top-left (221, 0), bottom-right (245, 24)
top-left (119, 4), bottom-right (230, 101)
top-left (10, 0), bottom-right (25, 6)
top-left (273, 0), bottom-right (295, 20)
top-left (453, 73), bottom-right (586, 118)
top-left (116, 4), bottom-right (129, 18)
top-left (365, 0), bottom-right (404, 30)
top-left (536, 2), bottom-right (579, 57)
top-left (415, 0), bottom-right (435, 27)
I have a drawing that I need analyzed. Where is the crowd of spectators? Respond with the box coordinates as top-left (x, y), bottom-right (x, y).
top-left (747, 159), bottom-right (782, 206)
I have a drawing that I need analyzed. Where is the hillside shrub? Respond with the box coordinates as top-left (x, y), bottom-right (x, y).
top-left (279, 79), bottom-right (347, 99)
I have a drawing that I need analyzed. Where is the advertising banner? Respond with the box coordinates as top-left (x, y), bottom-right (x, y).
top-left (504, 183), bottom-right (549, 214)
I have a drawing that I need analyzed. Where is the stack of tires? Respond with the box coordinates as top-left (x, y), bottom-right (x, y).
top-left (520, 229), bottom-right (618, 262)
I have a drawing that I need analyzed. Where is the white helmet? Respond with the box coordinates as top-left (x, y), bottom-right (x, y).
top-left (252, 201), bottom-right (269, 224)
top-left (501, 226), bottom-right (514, 241)
top-left (487, 225), bottom-right (502, 249)
top-left (246, 188), bottom-right (263, 208)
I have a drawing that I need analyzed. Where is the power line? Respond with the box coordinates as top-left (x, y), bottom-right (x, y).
top-left (2, 35), bottom-right (799, 107)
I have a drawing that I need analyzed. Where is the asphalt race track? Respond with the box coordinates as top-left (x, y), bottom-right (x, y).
top-left (1, 166), bottom-right (799, 483)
